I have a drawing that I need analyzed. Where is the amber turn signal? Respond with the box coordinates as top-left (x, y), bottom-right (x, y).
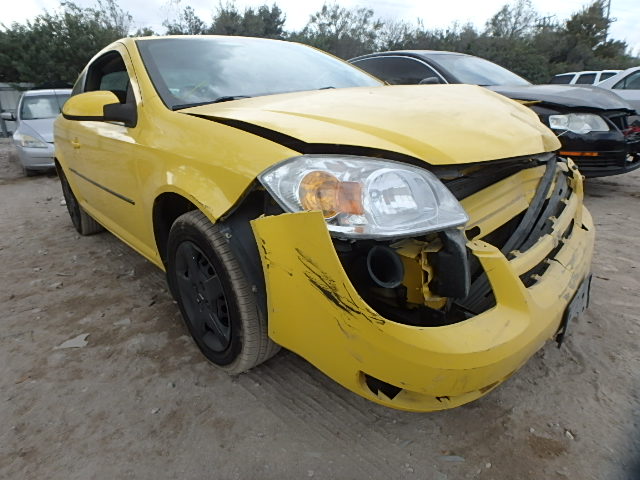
top-left (298, 170), bottom-right (364, 218)
top-left (559, 151), bottom-right (599, 157)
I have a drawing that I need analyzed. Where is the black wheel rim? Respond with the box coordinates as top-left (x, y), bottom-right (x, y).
top-left (174, 241), bottom-right (232, 352)
top-left (61, 176), bottom-right (81, 229)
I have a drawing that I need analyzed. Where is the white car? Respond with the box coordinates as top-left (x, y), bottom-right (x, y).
top-left (596, 66), bottom-right (640, 113)
top-left (1, 89), bottom-right (71, 175)
top-left (550, 70), bottom-right (621, 86)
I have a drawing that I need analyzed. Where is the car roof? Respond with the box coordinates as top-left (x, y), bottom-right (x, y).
top-left (351, 50), bottom-right (467, 61)
top-left (553, 70), bottom-right (621, 76)
top-left (596, 65), bottom-right (640, 87)
top-left (23, 89), bottom-right (72, 96)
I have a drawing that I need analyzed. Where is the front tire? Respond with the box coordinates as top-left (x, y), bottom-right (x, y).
top-left (57, 166), bottom-right (104, 235)
top-left (166, 210), bottom-right (278, 374)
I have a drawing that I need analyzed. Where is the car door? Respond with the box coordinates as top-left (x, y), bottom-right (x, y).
top-left (351, 56), bottom-right (446, 85)
top-left (63, 44), bottom-right (156, 258)
top-left (611, 71), bottom-right (640, 112)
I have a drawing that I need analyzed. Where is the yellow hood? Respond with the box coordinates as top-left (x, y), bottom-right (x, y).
top-left (182, 84), bottom-right (560, 165)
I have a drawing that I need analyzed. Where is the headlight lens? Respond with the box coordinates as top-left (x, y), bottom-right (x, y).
top-left (548, 113), bottom-right (609, 134)
top-left (15, 133), bottom-right (48, 148)
top-left (258, 155), bottom-right (468, 239)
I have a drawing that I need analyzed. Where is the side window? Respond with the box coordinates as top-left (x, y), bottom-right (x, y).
top-left (614, 72), bottom-right (640, 90)
top-left (353, 57), bottom-right (442, 85)
top-left (70, 71), bottom-right (86, 97)
top-left (575, 73), bottom-right (596, 85)
top-left (84, 51), bottom-right (134, 104)
top-left (598, 72), bottom-right (617, 82)
top-left (550, 74), bottom-right (573, 84)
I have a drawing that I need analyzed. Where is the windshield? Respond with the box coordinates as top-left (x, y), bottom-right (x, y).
top-left (136, 37), bottom-right (382, 110)
top-left (429, 54), bottom-right (530, 86)
top-left (20, 93), bottom-right (70, 120)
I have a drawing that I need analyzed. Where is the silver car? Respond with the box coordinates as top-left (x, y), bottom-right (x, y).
top-left (1, 89), bottom-right (71, 175)
top-left (596, 66), bottom-right (640, 113)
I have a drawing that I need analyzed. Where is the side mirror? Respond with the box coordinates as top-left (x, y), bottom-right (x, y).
top-left (1, 111), bottom-right (15, 121)
top-left (62, 91), bottom-right (137, 127)
top-left (419, 76), bottom-right (441, 85)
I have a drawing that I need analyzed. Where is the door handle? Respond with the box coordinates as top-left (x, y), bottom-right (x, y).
top-left (71, 139), bottom-right (81, 149)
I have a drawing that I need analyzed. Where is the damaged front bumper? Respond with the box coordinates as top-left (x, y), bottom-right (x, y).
top-left (251, 157), bottom-right (594, 411)
top-left (556, 123), bottom-right (640, 178)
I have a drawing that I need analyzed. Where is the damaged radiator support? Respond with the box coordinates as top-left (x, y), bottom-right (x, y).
top-left (429, 229), bottom-right (470, 299)
top-left (333, 227), bottom-right (471, 327)
top-left (329, 154), bottom-right (569, 327)
top-left (455, 156), bottom-right (560, 314)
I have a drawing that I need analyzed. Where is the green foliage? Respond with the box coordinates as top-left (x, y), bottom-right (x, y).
top-left (164, 5), bottom-right (206, 35)
top-left (0, 0), bottom-right (131, 83)
top-left (163, 1), bottom-right (286, 38)
top-left (209, 2), bottom-right (286, 38)
top-left (0, 0), bottom-right (637, 85)
top-left (485, 0), bottom-right (538, 39)
top-left (134, 27), bottom-right (156, 37)
top-left (291, 0), bottom-right (637, 83)
top-left (290, 3), bottom-right (382, 58)
top-left (545, 0), bottom-right (636, 73)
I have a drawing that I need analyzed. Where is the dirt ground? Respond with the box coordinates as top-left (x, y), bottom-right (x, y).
top-left (0, 137), bottom-right (638, 480)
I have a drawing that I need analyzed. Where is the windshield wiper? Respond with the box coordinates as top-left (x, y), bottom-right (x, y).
top-left (172, 95), bottom-right (251, 111)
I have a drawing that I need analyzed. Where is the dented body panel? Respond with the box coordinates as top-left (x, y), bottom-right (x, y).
top-left (252, 163), bottom-right (594, 412)
top-left (182, 85), bottom-right (560, 165)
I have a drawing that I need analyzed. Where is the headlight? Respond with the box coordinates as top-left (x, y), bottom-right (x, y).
top-left (15, 133), bottom-right (48, 148)
top-left (258, 155), bottom-right (468, 239)
top-left (548, 113), bottom-right (609, 134)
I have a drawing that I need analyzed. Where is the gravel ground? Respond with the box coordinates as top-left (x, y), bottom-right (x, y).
top-left (0, 138), bottom-right (638, 479)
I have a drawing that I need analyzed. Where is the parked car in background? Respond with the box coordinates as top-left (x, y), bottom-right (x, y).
top-left (1, 88), bottom-right (71, 175)
top-left (55, 36), bottom-right (595, 412)
top-left (596, 66), bottom-right (640, 113)
top-left (550, 70), bottom-right (621, 85)
top-left (349, 51), bottom-right (640, 177)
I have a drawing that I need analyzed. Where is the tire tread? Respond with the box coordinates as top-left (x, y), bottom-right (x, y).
top-left (78, 209), bottom-right (104, 235)
top-left (173, 210), bottom-right (278, 374)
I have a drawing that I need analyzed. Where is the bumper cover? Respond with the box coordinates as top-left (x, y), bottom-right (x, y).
top-left (559, 131), bottom-right (640, 178)
top-left (251, 204), bottom-right (594, 412)
top-left (15, 143), bottom-right (55, 170)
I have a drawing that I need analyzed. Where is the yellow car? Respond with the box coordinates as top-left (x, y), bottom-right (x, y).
top-left (55, 36), bottom-right (594, 412)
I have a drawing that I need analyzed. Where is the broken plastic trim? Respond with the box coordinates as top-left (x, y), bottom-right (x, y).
top-left (363, 373), bottom-right (403, 400)
top-left (457, 157), bottom-right (559, 313)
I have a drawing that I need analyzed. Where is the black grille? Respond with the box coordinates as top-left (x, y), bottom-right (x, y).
top-left (603, 111), bottom-right (629, 131)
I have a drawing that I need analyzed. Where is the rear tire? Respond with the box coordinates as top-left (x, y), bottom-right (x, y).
top-left (23, 167), bottom-right (38, 177)
top-left (167, 210), bottom-right (278, 374)
top-left (57, 166), bottom-right (104, 235)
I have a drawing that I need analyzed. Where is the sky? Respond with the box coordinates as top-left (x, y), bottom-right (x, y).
top-left (2, 0), bottom-right (639, 55)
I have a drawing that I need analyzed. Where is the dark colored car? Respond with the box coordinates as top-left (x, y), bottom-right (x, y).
top-left (350, 51), bottom-right (640, 177)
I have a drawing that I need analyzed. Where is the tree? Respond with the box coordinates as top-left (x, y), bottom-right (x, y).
top-left (547, 0), bottom-right (635, 73)
top-left (134, 26), bottom-right (156, 37)
top-left (163, 5), bottom-right (207, 35)
top-left (209, 2), bottom-right (286, 38)
top-left (292, 3), bottom-right (383, 59)
top-left (2, 0), bottom-right (638, 85)
top-left (485, 0), bottom-right (539, 39)
top-left (0, 0), bottom-right (132, 84)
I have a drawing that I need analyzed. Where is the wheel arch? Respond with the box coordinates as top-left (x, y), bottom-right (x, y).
top-left (152, 191), bottom-right (199, 267)
top-left (153, 185), bottom-right (275, 344)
